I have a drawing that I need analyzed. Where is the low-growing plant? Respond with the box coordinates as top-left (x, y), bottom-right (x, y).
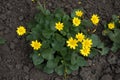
top-left (16, 1), bottom-right (109, 77)
top-left (102, 15), bottom-right (120, 52)
top-left (0, 37), bottom-right (6, 45)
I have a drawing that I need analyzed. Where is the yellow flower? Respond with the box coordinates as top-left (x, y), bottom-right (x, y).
top-left (30, 40), bottom-right (42, 50)
top-left (73, 17), bottom-right (81, 27)
top-left (80, 47), bottom-right (91, 57)
top-left (66, 37), bottom-right (78, 49)
top-left (82, 38), bottom-right (92, 48)
top-left (91, 14), bottom-right (100, 25)
top-left (32, 0), bottom-right (35, 2)
top-left (55, 22), bottom-right (64, 31)
top-left (108, 22), bottom-right (115, 29)
top-left (78, 1), bottom-right (81, 4)
top-left (76, 33), bottom-right (85, 42)
top-left (75, 10), bottom-right (83, 17)
top-left (16, 26), bottom-right (26, 36)
top-left (117, 16), bottom-right (119, 18)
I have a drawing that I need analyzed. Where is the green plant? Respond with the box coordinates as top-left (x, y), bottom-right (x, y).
top-left (102, 15), bottom-right (120, 52)
top-left (0, 37), bottom-right (6, 45)
top-left (16, 1), bottom-right (109, 76)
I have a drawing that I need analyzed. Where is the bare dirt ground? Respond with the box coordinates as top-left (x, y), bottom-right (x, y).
top-left (0, 0), bottom-right (120, 80)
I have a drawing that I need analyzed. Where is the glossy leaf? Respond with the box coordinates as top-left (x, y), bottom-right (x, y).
top-left (41, 48), bottom-right (55, 60)
top-left (0, 37), bottom-right (6, 44)
top-left (32, 53), bottom-right (44, 66)
top-left (55, 65), bottom-right (64, 75)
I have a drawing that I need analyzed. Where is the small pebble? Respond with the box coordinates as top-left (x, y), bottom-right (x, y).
top-left (18, 16), bottom-right (24, 21)
top-left (0, 25), bottom-right (5, 30)
top-left (107, 54), bottom-right (117, 64)
top-left (7, 64), bottom-right (13, 70)
top-left (4, 28), bottom-right (10, 34)
top-left (10, 42), bottom-right (15, 50)
top-left (55, 77), bottom-right (62, 80)
top-left (23, 66), bottom-right (30, 73)
top-left (72, 70), bottom-right (78, 76)
top-left (100, 74), bottom-right (112, 80)
top-left (16, 64), bottom-right (22, 69)
top-left (48, 3), bottom-right (52, 7)
top-left (115, 67), bottom-right (120, 73)
top-left (25, 75), bottom-right (29, 80)
top-left (0, 15), bottom-right (6, 20)
top-left (13, 38), bottom-right (19, 43)
top-left (0, 56), bottom-right (1, 62)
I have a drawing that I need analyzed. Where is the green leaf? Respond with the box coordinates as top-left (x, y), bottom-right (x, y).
top-left (89, 48), bottom-right (98, 58)
top-left (50, 21), bottom-right (56, 31)
top-left (112, 15), bottom-right (119, 22)
top-left (41, 41), bottom-right (50, 49)
top-left (99, 47), bottom-right (109, 55)
top-left (69, 64), bottom-right (79, 71)
top-left (35, 63), bottom-right (45, 69)
top-left (62, 22), bottom-right (70, 33)
top-left (36, 3), bottom-right (46, 15)
top-left (71, 10), bottom-right (76, 18)
top-left (34, 13), bottom-right (44, 23)
top-left (45, 10), bottom-right (50, 15)
top-left (41, 48), bottom-right (55, 60)
top-left (0, 37), bottom-right (6, 44)
top-left (64, 53), bottom-right (71, 61)
top-left (54, 8), bottom-right (64, 21)
top-left (71, 53), bottom-right (78, 65)
top-left (46, 59), bottom-right (59, 69)
top-left (55, 65), bottom-right (64, 75)
top-left (111, 43), bottom-right (120, 52)
top-left (62, 14), bottom-right (70, 21)
top-left (42, 29), bottom-right (53, 39)
top-left (60, 47), bottom-right (68, 57)
top-left (27, 21), bottom-right (37, 29)
top-left (44, 19), bottom-right (50, 28)
top-left (44, 66), bottom-right (54, 74)
top-left (111, 29), bottom-right (120, 43)
top-left (51, 34), bottom-right (65, 51)
top-left (32, 53), bottom-right (44, 66)
top-left (55, 33), bottom-right (65, 43)
top-left (90, 34), bottom-right (101, 47)
top-left (81, 19), bottom-right (93, 27)
top-left (65, 67), bottom-right (73, 74)
top-left (97, 43), bottom-right (104, 49)
top-left (30, 31), bottom-right (40, 40)
top-left (76, 56), bottom-right (87, 67)
top-left (26, 35), bottom-right (33, 40)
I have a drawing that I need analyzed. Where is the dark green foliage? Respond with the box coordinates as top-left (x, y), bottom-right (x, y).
top-left (0, 37), bottom-right (6, 45)
top-left (27, 2), bottom-right (109, 75)
top-left (103, 15), bottom-right (120, 52)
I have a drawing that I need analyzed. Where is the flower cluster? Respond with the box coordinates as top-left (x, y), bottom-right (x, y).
top-left (67, 32), bottom-right (92, 57)
top-left (102, 15), bottom-right (120, 52)
top-left (16, 26), bottom-right (42, 50)
top-left (72, 10), bottom-right (84, 27)
top-left (16, 5), bottom-right (107, 76)
top-left (80, 38), bottom-right (92, 56)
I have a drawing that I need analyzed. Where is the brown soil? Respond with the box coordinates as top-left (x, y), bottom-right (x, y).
top-left (0, 0), bottom-right (120, 80)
